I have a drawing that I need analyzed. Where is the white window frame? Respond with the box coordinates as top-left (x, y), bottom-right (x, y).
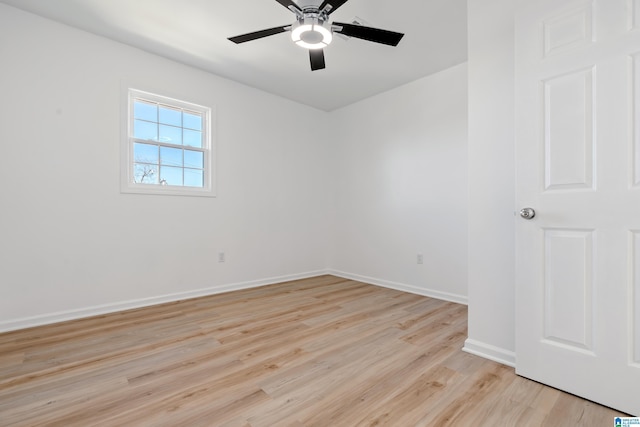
top-left (121, 88), bottom-right (215, 197)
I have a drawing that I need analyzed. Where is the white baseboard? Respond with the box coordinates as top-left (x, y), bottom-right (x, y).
top-left (328, 270), bottom-right (468, 305)
top-left (1, 270), bottom-right (470, 333)
top-left (463, 338), bottom-right (516, 367)
top-left (0, 270), bottom-right (329, 333)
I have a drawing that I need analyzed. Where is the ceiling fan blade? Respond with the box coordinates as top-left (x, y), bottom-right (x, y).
top-left (228, 25), bottom-right (289, 44)
top-left (319, 0), bottom-right (350, 15)
top-left (309, 49), bottom-right (326, 71)
top-left (274, 0), bottom-right (302, 13)
top-left (333, 22), bottom-right (404, 46)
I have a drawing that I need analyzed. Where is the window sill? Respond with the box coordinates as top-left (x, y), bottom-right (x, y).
top-left (120, 183), bottom-right (216, 198)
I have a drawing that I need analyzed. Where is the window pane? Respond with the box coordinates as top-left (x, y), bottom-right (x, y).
top-left (134, 143), bottom-right (159, 164)
top-left (159, 124), bottom-right (182, 145)
top-left (184, 149), bottom-right (203, 168)
top-left (134, 120), bottom-right (158, 141)
top-left (183, 129), bottom-right (202, 148)
top-left (159, 106), bottom-right (181, 126)
top-left (160, 166), bottom-right (183, 186)
top-left (134, 163), bottom-right (159, 184)
top-left (134, 100), bottom-right (157, 122)
top-left (160, 146), bottom-right (183, 167)
top-left (183, 111), bottom-right (202, 131)
top-left (184, 168), bottom-right (204, 188)
top-left (127, 90), bottom-right (211, 194)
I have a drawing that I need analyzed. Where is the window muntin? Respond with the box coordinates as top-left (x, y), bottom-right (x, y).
top-left (123, 89), bottom-right (214, 196)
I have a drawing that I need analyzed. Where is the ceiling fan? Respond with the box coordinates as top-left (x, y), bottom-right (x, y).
top-left (227, 0), bottom-right (404, 71)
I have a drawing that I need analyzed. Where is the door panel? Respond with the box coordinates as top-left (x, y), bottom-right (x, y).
top-left (543, 228), bottom-right (594, 351)
top-left (633, 0), bottom-right (640, 30)
top-left (516, 0), bottom-right (640, 415)
top-left (633, 53), bottom-right (640, 187)
top-left (543, 68), bottom-right (595, 190)
top-left (543, 4), bottom-right (593, 57)
top-left (633, 232), bottom-right (640, 365)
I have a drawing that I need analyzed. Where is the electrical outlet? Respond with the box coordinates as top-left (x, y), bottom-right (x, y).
top-left (218, 252), bottom-right (225, 263)
top-left (417, 254), bottom-right (424, 264)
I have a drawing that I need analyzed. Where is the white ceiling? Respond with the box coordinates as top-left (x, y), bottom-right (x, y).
top-left (0, 0), bottom-right (467, 111)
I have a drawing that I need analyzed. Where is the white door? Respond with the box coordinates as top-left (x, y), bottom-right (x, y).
top-left (515, 0), bottom-right (640, 415)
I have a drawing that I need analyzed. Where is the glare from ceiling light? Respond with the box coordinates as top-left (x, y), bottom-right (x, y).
top-left (291, 18), bottom-right (333, 49)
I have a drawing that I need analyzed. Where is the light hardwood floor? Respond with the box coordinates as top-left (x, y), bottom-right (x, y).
top-left (0, 275), bottom-right (628, 426)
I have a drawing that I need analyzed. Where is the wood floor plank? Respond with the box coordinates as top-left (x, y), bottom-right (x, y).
top-left (0, 275), bottom-right (629, 426)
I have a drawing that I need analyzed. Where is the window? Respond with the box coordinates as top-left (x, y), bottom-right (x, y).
top-left (121, 89), bottom-right (214, 197)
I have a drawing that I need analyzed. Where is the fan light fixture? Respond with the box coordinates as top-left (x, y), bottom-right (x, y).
top-left (291, 17), bottom-right (333, 49)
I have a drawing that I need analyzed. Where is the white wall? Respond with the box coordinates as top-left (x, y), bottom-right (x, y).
top-left (329, 64), bottom-right (469, 303)
top-left (464, 0), bottom-right (517, 366)
top-left (0, 4), bottom-right (330, 331)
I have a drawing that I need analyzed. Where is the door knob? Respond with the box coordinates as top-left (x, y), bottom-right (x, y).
top-left (520, 207), bottom-right (536, 220)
